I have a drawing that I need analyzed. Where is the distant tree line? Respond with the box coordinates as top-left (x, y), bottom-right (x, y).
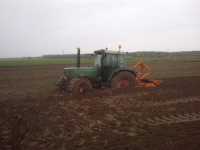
top-left (42, 53), bottom-right (93, 59)
top-left (42, 51), bottom-right (200, 59)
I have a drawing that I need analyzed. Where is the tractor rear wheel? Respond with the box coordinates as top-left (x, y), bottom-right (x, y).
top-left (69, 78), bottom-right (92, 95)
top-left (111, 71), bottom-right (136, 90)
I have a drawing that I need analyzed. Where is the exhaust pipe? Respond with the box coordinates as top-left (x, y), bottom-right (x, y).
top-left (77, 48), bottom-right (80, 68)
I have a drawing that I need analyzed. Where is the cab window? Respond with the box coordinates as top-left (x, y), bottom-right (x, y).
top-left (95, 54), bottom-right (102, 67)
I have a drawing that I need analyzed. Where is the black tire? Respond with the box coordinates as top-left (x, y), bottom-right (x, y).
top-left (69, 78), bottom-right (92, 95)
top-left (111, 71), bottom-right (136, 90)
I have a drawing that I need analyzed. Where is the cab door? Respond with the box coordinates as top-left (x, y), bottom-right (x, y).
top-left (101, 54), bottom-right (120, 82)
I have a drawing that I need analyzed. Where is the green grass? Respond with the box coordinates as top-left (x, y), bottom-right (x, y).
top-left (0, 58), bottom-right (94, 68)
top-left (1, 54), bottom-right (200, 78)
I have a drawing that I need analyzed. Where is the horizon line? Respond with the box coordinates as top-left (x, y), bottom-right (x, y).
top-left (1, 49), bottom-right (200, 59)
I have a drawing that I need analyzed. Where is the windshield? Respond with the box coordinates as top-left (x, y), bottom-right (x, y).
top-left (119, 53), bottom-right (127, 67)
top-left (95, 54), bottom-right (102, 67)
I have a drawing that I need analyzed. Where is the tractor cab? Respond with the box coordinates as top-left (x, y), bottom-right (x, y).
top-left (94, 49), bottom-right (126, 68)
top-left (94, 49), bottom-right (127, 82)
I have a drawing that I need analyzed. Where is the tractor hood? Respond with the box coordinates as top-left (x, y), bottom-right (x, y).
top-left (64, 67), bottom-right (97, 79)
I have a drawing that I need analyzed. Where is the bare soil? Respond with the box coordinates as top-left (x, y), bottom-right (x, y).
top-left (0, 65), bottom-right (200, 150)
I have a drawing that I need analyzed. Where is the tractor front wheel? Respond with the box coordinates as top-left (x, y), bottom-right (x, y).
top-left (111, 71), bottom-right (136, 90)
top-left (69, 78), bottom-right (92, 95)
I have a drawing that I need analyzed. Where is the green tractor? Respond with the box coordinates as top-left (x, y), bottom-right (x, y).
top-left (57, 48), bottom-right (137, 95)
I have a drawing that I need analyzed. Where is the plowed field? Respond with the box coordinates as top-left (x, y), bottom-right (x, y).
top-left (0, 61), bottom-right (200, 150)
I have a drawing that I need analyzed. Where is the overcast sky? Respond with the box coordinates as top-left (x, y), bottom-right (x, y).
top-left (0, 0), bottom-right (200, 58)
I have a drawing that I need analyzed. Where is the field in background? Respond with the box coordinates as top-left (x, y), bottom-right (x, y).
top-left (0, 58), bottom-right (93, 68)
top-left (0, 52), bottom-right (200, 79)
top-left (1, 51), bottom-right (200, 68)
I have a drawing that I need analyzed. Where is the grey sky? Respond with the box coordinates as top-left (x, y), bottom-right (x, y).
top-left (0, 0), bottom-right (200, 58)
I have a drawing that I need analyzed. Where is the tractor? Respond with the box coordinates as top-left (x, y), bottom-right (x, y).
top-left (57, 48), bottom-right (137, 95)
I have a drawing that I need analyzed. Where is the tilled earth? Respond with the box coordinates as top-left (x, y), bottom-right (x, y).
top-left (0, 76), bottom-right (200, 150)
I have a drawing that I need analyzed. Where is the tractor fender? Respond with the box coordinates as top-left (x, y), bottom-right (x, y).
top-left (108, 68), bottom-right (137, 83)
